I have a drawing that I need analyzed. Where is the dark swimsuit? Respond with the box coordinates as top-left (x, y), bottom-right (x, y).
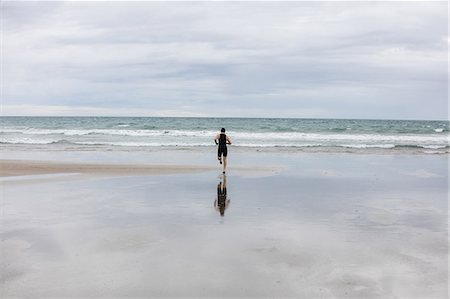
top-left (218, 133), bottom-right (228, 158)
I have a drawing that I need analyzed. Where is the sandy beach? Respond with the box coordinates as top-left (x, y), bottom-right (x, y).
top-left (0, 159), bottom-right (216, 177)
top-left (0, 148), bottom-right (447, 298)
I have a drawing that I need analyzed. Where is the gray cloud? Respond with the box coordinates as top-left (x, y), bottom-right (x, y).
top-left (3, 1), bottom-right (448, 119)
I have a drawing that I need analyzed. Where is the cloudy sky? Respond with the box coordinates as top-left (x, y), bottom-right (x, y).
top-left (2, 1), bottom-right (448, 119)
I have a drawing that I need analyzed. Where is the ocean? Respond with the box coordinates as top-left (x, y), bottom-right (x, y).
top-left (1, 117), bottom-right (449, 154)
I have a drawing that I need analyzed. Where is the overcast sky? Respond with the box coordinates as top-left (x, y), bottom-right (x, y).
top-left (2, 1), bottom-right (448, 119)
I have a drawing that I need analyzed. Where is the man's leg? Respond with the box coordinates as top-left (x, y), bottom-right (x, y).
top-left (223, 156), bottom-right (227, 173)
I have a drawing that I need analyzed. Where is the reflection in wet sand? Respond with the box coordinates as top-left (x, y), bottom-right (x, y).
top-left (214, 174), bottom-right (230, 217)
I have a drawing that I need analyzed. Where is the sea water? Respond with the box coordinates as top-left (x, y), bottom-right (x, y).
top-left (0, 117), bottom-right (448, 153)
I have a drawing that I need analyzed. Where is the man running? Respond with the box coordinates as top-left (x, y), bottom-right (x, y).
top-left (214, 128), bottom-right (232, 174)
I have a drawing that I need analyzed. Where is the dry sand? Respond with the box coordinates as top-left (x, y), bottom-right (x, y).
top-left (0, 159), bottom-right (281, 178)
top-left (0, 159), bottom-right (216, 177)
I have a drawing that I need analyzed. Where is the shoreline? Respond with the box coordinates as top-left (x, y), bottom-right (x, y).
top-left (1, 143), bottom-right (449, 155)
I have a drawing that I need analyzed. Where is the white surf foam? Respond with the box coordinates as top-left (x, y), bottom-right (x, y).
top-left (1, 128), bottom-right (448, 150)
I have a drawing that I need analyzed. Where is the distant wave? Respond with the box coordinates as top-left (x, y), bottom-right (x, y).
top-left (0, 128), bottom-right (218, 137)
top-left (340, 144), bottom-right (396, 149)
top-left (328, 127), bottom-right (351, 132)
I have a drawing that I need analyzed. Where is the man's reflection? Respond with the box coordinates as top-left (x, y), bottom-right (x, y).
top-left (214, 174), bottom-right (230, 217)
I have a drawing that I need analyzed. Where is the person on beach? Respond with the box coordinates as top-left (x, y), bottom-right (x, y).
top-left (214, 128), bottom-right (232, 174)
top-left (214, 175), bottom-right (230, 217)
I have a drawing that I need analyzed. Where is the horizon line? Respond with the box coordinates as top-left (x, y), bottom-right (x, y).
top-left (0, 115), bottom-right (448, 122)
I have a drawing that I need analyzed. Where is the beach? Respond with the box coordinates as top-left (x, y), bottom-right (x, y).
top-left (0, 146), bottom-right (447, 298)
top-left (3, 0), bottom-right (449, 296)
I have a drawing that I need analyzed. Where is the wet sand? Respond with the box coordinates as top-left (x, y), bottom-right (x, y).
top-left (0, 159), bottom-right (216, 177)
top-left (0, 150), bottom-right (448, 298)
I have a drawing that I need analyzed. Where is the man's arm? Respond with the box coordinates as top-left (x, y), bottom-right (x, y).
top-left (226, 136), bottom-right (232, 145)
top-left (214, 133), bottom-right (219, 145)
